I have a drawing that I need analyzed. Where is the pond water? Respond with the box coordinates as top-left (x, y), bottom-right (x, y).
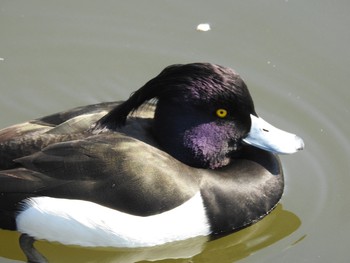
top-left (0, 1), bottom-right (349, 262)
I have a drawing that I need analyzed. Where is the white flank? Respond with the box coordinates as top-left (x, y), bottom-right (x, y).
top-left (16, 192), bottom-right (210, 248)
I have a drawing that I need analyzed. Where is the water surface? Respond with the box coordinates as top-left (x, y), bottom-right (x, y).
top-left (0, 1), bottom-right (349, 262)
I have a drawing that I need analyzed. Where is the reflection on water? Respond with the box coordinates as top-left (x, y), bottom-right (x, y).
top-left (0, 205), bottom-right (300, 263)
top-left (193, 205), bottom-right (301, 263)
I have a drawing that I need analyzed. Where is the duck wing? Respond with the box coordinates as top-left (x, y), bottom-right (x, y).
top-left (0, 132), bottom-right (200, 230)
top-left (0, 102), bottom-right (120, 170)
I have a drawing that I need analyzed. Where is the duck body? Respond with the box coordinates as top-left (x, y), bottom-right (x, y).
top-left (0, 63), bottom-right (302, 248)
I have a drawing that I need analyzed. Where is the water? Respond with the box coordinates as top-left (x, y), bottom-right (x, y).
top-left (0, 0), bottom-right (349, 262)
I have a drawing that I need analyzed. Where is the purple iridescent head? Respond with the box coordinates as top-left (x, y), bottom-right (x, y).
top-left (152, 63), bottom-right (256, 169)
top-left (96, 63), bottom-right (304, 169)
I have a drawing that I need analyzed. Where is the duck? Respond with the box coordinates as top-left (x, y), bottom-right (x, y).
top-left (0, 63), bottom-right (304, 249)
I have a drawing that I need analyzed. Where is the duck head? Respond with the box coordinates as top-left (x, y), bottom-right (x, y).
top-left (95, 63), bottom-right (304, 169)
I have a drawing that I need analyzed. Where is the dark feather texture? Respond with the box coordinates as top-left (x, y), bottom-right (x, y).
top-left (0, 63), bottom-right (289, 245)
top-left (94, 63), bottom-right (256, 130)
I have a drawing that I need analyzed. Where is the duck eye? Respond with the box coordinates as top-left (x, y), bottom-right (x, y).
top-left (216, 108), bottom-right (228, 118)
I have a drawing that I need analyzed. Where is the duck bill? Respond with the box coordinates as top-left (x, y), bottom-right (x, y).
top-left (243, 114), bottom-right (304, 154)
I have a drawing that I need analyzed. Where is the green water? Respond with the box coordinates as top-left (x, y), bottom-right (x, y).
top-left (0, 1), bottom-right (349, 262)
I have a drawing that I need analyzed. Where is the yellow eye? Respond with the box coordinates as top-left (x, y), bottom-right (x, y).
top-left (216, 108), bottom-right (228, 118)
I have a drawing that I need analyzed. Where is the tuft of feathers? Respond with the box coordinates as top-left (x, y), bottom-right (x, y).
top-left (93, 63), bottom-right (254, 130)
